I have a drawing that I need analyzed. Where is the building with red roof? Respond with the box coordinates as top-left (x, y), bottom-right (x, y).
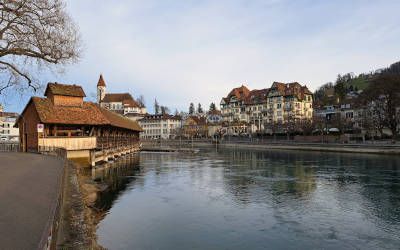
top-left (96, 74), bottom-right (147, 120)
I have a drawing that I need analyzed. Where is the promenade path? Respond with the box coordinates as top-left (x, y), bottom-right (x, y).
top-left (0, 152), bottom-right (64, 250)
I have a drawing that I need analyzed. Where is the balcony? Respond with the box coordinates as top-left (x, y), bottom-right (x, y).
top-left (38, 136), bottom-right (97, 150)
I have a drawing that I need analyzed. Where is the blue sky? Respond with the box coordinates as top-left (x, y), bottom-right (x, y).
top-left (3, 0), bottom-right (400, 113)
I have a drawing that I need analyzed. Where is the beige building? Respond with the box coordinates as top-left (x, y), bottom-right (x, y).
top-left (220, 82), bottom-right (313, 134)
top-left (266, 82), bottom-right (313, 124)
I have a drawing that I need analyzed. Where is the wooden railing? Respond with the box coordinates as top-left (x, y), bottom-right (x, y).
top-left (38, 146), bottom-right (68, 159)
top-left (96, 136), bottom-right (140, 150)
top-left (38, 136), bottom-right (97, 150)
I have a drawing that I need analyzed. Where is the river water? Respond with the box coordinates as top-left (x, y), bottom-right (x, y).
top-left (91, 148), bottom-right (400, 250)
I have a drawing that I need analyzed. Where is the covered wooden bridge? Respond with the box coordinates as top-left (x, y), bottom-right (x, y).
top-left (16, 82), bottom-right (142, 166)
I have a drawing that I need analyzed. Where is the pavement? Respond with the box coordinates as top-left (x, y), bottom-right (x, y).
top-left (0, 152), bottom-right (64, 250)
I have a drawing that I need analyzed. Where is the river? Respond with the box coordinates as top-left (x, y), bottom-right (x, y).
top-left (90, 148), bottom-right (400, 249)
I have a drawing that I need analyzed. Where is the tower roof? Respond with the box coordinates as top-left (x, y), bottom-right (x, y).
top-left (97, 74), bottom-right (106, 87)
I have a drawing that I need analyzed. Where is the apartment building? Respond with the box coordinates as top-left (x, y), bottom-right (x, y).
top-left (139, 114), bottom-right (182, 139)
top-left (220, 85), bottom-right (250, 123)
top-left (266, 82), bottom-right (313, 124)
top-left (220, 82), bottom-right (313, 134)
top-left (0, 111), bottom-right (19, 141)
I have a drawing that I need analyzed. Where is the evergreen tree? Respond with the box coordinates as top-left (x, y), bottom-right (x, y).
top-left (189, 103), bottom-right (195, 115)
top-left (197, 103), bottom-right (203, 113)
top-left (334, 74), bottom-right (346, 103)
top-left (209, 102), bottom-right (216, 112)
top-left (154, 99), bottom-right (160, 114)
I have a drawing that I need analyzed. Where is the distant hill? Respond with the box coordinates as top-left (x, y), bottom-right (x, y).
top-left (314, 60), bottom-right (400, 107)
top-left (343, 75), bottom-right (370, 91)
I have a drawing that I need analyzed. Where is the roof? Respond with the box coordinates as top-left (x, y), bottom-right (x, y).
top-left (44, 82), bottom-right (86, 97)
top-left (141, 114), bottom-right (181, 121)
top-left (187, 116), bottom-right (206, 125)
top-left (31, 97), bottom-right (108, 125)
top-left (97, 74), bottom-right (106, 87)
top-left (99, 108), bottom-right (143, 131)
top-left (245, 88), bottom-right (269, 105)
top-left (122, 99), bottom-right (141, 108)
top-left (0, 112), bottom-right (19, 118)
top-left (269, 82), bottom-right (312, 100)
top-left (102, 93), bottom-right (134, 103)
top-left (16, 97), bottom-right (142, 132)
top-left (207, 110), bottom-right (221, 115)
top-left (223, 85), bottom-right (251, 102)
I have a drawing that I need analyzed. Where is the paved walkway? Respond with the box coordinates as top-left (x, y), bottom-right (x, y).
top-left (0, 152), bottom-right (64, 250)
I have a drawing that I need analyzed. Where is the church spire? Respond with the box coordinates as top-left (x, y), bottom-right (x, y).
top-left (97, 74), bottom-right (106, 87)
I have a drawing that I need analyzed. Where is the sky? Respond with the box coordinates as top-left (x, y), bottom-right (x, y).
top-left (3, 0), bottom-right (400, 113)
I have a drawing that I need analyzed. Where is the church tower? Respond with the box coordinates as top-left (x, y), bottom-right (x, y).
top-left (97, 74), bottom-right (106, 103)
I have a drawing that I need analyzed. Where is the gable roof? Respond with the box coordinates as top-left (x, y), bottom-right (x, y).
top-left (269, 81), bottom-right (312, 100)
top-left (44, 82), bottom-right (86, 97)
top-left (30, 97), bottom-right (108, 125)
top-left (223, 85), bottom-right (251, 102)
top-left (102, 93), bottom-right (134, 103)
top-left (16, 97), bottom-right (142, 132)
top-left (97, 74), bottom-right (106, 87)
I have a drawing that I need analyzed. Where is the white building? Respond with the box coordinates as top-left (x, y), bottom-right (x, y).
top-left (97, 74), bottom-right (147, 120)
top-left (0, 109), bottom-right (19, 142)
top-left (139, 114), bottom-right (182, 139)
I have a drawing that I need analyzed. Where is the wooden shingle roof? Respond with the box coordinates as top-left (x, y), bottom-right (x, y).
top-left (99, 107), bottom-right (143, 131)
top-left (44, 82), bottom-right (86, 97)
top-left (32, 97), bottom-right (107, 125)
top-left (17, 97), bottom-right (142, 132)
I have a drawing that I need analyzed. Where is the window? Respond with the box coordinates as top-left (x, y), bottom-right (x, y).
top-left (346, 112), bottom-right (353, 118)
top-left (277, 103), bottom-right (282, 109)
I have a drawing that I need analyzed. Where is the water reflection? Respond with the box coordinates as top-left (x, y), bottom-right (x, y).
top-left (91, 154), bottom-right (142, 211)
top-left (93, 149), bottom-right (400, 250)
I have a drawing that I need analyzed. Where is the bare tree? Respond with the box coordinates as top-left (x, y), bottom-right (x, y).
top-left (360, 74), bottom-right (400, 138)
top-left (0, 0), bottom-right (81, 94)
top-left (137, 95), bottom-right (145, 107)
top-left (160, 106), bottom-right (170, 115)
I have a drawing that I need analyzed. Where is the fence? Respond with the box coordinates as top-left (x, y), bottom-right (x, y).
top-left (0, 142), bottom-right (19, 152)
top-left (38, 146), bottom-right (67, 160)
top-left (37, 146), bottom-right (68, 250)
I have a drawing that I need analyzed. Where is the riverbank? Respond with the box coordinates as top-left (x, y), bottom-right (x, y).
top-left (56, 159), bottom-right (105, 249)
top-left (218, 142), bottom-right (400, 155)
top-left (142, 140), bottom-right (400, 155)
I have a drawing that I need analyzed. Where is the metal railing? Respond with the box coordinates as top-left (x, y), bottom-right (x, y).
top-left (0, 142), bottom-right (19, 152)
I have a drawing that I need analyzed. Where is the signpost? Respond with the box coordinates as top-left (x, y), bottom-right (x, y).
top-left (37, 124), bottom-right (44, 133)
top-left (37, 124), bottom-right (44, 150)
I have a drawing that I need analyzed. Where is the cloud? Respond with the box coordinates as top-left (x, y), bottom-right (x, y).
top-left (6, 0), bottom-right (400, 113)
